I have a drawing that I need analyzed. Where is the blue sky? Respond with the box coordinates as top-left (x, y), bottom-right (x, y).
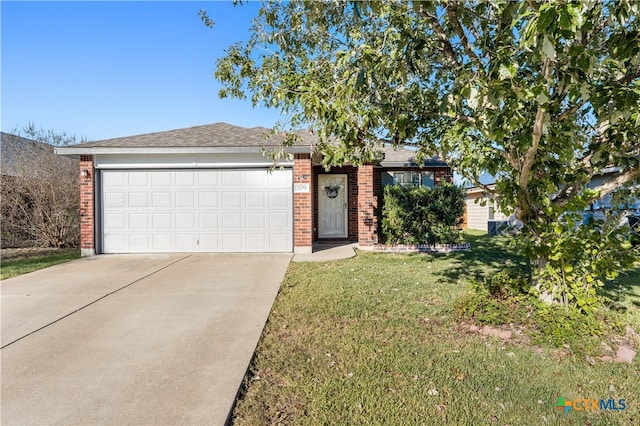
top-left (1, 1), bottom-right (280, 141)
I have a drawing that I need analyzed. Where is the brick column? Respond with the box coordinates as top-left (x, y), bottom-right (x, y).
top-left (293, 154), bottom-right (313, 253)
top-left (79, 155), bottom-right (95, 256)
top-left (357, 164), bottom-right (377, 246)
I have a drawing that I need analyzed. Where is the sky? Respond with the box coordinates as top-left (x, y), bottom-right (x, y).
top-left (1, 1), bottom-right (281, 141)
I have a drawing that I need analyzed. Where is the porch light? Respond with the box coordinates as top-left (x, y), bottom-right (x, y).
top-left (81, 169), bottom-right (91, 179)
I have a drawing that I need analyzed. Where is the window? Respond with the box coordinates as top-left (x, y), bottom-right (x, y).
top-left (393, 172), bottom-right (421, 187)
top-left (392, 171), bottom-right (435, 188)
top-left (488, 199), bottom-right (495, 220)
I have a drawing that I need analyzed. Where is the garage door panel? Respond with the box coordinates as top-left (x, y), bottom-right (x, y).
top-left (245, 191), bottom-right (265, 208)
top-left (128, 193), bottom-right (148, 207)
top-left (129, 235), bottom-right (149, 251)
top-left (128, 172), bottom-right (148, 186)
top-left (102, 169), bottom-right (292, 253)
top-left (245, 212), bottom-right (265, 228)
top-left (103, 171), bottom-right (126, 186)
top-left (222, 171), bottom-right (242, 186)
top-left (176, 192), bottom-right (195, 207)
top-left (199, 213), bottom-right (219, 229)
top-left (222, 212), bottom-right (242, 228)
top-left (199, 171), bottom-right (219, 186)
top-left (222, 234), bottom-right (242, 250)
top-left (152, 171), bottom-right (171, 186)
top-left (176, 234), bottom-right (197, 250)
top-left (198, 192), bottom-right (218, 207)
top-left (222, 191), bottom-right (242, 207)
top-left (152, 213), bottom-right (172, 229)
top-left (268, 171), bottom-right (292, 186)
top-left (175, 213), bottom-right (196, 229)
top-left (152, 234), bottom-right (172, 250)
top-left (104, 193), bottom-right (125, 208)
top-left (245, 234), bottom-right (266, 250)
top-left (199, 233), bottom-right (220, 250)
top-left (270, 233), bottom-right (291, 251)
top-left (246, 171), bottom-right (266, 186)
top-left (152, 192), bottom-right (172, 207)
top-left (269, 212), bottom-right (290, 228)
top-left (129, 213), bottom-right (149, 229)
top-left (104, 234), bottom-right (126, 251)
top-left (175, 171), bottom-right (195, 186)
top-left (104, 213), bottom-right (125, 229)
top-left (269, 191), bottom-right (289, 207)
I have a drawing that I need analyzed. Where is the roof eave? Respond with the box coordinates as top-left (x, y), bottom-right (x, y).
top-left (55, 146), bottom-right (312, 156)
top-left (380, 161), bottom-right (450, 168)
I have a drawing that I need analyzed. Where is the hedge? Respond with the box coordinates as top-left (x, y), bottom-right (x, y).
top-left (381, 184), bottom-right (465, 245)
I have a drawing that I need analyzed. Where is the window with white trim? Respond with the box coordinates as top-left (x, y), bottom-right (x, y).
top-left (393, 172), bottom-right (421, 187)
top-left (392, 171), bottom-right (435, 188)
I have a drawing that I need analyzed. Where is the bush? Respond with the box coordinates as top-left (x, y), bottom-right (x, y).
top-left (519, 211), bottom-right (637, 314)
top-left (457, 267), bottom-right (625, 355)
top-left (1, 128), bottom-right (81, 248)
top-left (457, 269), bottom-right (533, 325)
top-left (381, 184), bottom-right (465, 244)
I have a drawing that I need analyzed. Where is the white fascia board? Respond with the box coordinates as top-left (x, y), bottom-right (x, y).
top-left (55, 146), bottom-right (311, 156)
top-left (93, 153), bottom-right (293, 169)
top-left (380, 162), bottom-right (450, 167)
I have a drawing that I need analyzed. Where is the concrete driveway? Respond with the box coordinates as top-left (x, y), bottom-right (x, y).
top-left (1, 253), bottom-right (291, 425)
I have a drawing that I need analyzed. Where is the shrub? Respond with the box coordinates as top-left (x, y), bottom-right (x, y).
top-left (457, 269), bottom-right (533, 325)
top-left (1, 128), bottom-right (81, 248)
top-left (381, 184), bottom-right (465, 244)
top-left (519, 210), bottom-right (637, 314)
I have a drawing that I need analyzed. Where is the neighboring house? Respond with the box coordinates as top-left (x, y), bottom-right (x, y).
top-left (464, 184), bottom-right (516, 233)
top-left (465, 168), bottom-right (639, 233)
top-left (1, 132), bottom-right (51, 175)
top-left (56, 123), bottom-right (452, 256)
top-left (583, 166), bottom-right (640, 221)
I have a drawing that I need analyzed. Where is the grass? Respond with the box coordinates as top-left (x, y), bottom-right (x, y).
top-left (232, 231), bottom-right (639, 425)
top-left (0, 248), bottom-right (80, 280)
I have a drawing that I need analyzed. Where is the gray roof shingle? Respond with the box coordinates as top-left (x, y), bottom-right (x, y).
top-left (67, 122), bottom-right (316, 149)
top-left (380, 146), bottom-right (448, 167)
top-left (55, 122), bottom-right (448, 167)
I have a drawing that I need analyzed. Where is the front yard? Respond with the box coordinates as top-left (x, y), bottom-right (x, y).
top-left (0, 248), bottom-right (80, 280)
top-left (232, 232), bottom-right (639, 425)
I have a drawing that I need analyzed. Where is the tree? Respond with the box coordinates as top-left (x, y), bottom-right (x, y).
top-left (1, 125), bottom-right (83, 248)
top-left (210, 1), bottom-right (640, 306)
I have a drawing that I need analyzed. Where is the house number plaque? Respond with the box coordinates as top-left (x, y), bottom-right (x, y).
top-left (294, 183), bottom-right (310, 193)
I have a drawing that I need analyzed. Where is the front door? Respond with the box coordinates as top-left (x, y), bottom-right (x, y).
top-left (318, 174), bottom-right (348, 238)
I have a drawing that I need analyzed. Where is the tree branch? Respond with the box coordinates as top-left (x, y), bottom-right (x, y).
top-left (592, 167), bottom-right (640, 200)
top-left (446, 3), bottom-right (483, 71)
top-left (419, 11), bottom-right (461, 68)
top-left (520, 59), bottom-right (550, 189)
top-left (557, 100), bottom-right (587, 122)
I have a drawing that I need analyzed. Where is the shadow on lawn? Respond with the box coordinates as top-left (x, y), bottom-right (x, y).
top-left (423, 232), bottom-right (529, 284)
top-left (424, 232), bottom-right (640, 310)
top-left (603, 266), bottom-right (640, 310)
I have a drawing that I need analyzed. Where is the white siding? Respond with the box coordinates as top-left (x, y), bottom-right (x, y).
top-left (465, 196), bottom-right (489, 231)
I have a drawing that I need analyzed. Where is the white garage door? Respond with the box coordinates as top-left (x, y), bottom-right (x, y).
top-left (101, 169), bottom-right (292, 253)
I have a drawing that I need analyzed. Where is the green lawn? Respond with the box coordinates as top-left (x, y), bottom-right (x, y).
top-left (0, 249), bottom-right (80, 280)
top-left (232, 232), bottom-right (639, 425)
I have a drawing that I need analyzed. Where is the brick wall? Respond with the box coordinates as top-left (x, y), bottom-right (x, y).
top-left (79, 155), bottom-right (95, 256)
top-left (357, 165), bottom-right (377, 246)
top-left (293, 154), bottom-right (313, 252)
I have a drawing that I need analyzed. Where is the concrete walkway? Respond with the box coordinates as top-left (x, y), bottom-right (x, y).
top-left (292, 243), bottom-right (357, 262)
top-left (1, 253), bottom-right (291, 425)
